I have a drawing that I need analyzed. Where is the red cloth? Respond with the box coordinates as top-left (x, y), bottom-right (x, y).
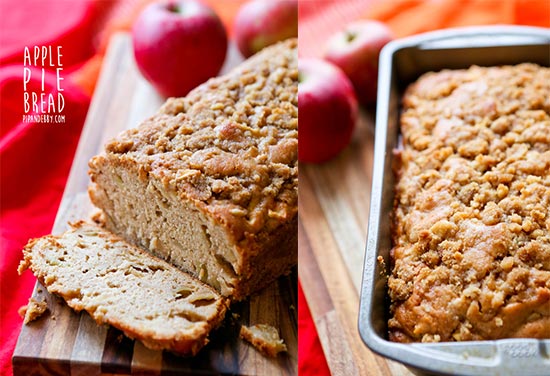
top-left (1, 2), bottom-right (96, 375)
top-left (0, 0), bottom-right (100, 67)
top-left (298, 281), bottom-right (330, 376)
top-left (0, 2), bottom-right (328, 376)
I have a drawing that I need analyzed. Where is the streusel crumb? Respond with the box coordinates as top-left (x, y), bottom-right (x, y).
top-left (389, 64), bottom-right (550, 342)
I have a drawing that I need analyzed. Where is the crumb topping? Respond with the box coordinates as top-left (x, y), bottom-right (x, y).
top-left (103, 40), bottom-right (298, 240)
top-left (390, 64), bottom-right (550, 342)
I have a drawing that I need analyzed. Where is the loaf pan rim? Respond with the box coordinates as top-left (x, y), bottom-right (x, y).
top-left (358, 24), bottom-right (550, 376)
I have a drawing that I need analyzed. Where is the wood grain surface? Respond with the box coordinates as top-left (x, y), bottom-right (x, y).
top-left (12, 33), bottom-right (297, 376)
top-left (298, 111), bottom-right (413, 375)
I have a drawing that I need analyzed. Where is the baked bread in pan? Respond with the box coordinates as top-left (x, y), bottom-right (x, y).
top-left (389, 63), bottom-right (550, 342)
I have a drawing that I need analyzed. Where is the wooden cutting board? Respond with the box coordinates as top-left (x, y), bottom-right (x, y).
top-left (298, 109), bottom-right (413, 374)
top-left (12, 33), bottom-right (297, 376)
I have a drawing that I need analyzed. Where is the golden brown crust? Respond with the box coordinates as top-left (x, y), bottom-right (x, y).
top-left (20, 221), bottom-right (228, 356)
top-left (97, 39), bottom-right (297, 242)
top-left (88, 39), bottom-right (298, 299)
top-left (389, 64), bottom-right (550, 342)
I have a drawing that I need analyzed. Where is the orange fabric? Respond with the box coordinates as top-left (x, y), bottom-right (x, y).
top-left (72, 0), bottom-right (151, 96)
top-left (367, 0), bottom-right (550, 38)
top-left (299, 0), bottom-right (549, 58)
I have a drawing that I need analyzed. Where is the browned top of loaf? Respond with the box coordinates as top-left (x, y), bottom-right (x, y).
top-left (101, 39), bottom-right (298, 241)
top-left (389, 63), bottom-right (550, 342)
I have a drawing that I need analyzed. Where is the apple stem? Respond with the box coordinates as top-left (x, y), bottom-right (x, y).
top-left (167, 2), bottom-right (180, 13)
top-left (345, 31), bottom-right (357, 43)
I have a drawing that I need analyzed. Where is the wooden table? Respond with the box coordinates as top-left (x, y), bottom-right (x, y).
top-left (298, 110), bottom-right (413, 375)
top-left (12, 34), bottom-right (297, 376)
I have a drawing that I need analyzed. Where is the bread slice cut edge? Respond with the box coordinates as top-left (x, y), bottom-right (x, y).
top-left (18, 220), bottom-right (229, 356)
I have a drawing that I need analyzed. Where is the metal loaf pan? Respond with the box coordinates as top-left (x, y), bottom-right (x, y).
top-left (359, 26), bottom-right (550, 376)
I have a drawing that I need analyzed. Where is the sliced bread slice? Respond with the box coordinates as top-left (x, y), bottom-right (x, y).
top-left (18, 221), bottom-right (228, 356)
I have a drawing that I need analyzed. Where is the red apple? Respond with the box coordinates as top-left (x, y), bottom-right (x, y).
top-left (132, 0), bottom-right (228, 97)
top-left (234, 0), bottom-right (297, 58)
top-left (299, 59), bottom-right (358, 164)
top-left (324, 20), bottom-right (393, 106)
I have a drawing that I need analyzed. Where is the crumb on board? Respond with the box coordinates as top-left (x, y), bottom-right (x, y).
top-left (240, 324), bottom-right (287, 357)
top-left (19, 297), bottom-right (48, 324)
